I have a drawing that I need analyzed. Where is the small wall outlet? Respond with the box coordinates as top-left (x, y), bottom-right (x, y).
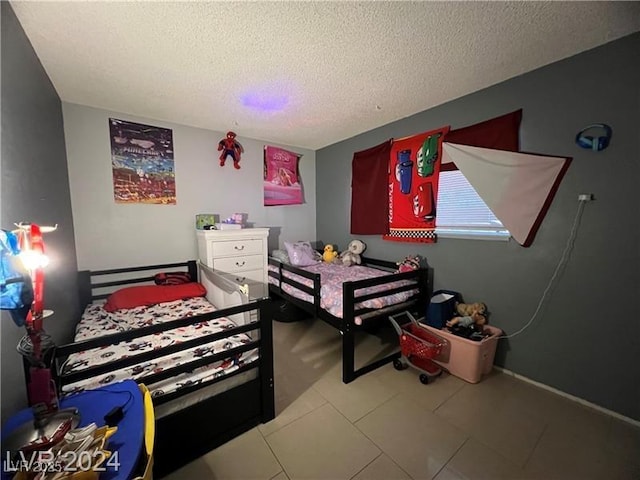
top-left (578, 193), bottom-right (594, 201)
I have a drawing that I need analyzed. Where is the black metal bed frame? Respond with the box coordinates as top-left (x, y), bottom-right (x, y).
top-left (52, 260), bottom-right (275, 477)
top-left (267, 256), bottom-right (430, 383)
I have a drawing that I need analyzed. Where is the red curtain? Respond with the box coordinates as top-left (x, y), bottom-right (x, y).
top-left (350, 140), bottom-right (392, 235)
top-left (441, 109), bottom-right (522, 171)
top-left (446, 109), bottom-right (522, 150)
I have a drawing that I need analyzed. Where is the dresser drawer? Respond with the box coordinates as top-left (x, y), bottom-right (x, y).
top-left (223, 269), bottom-right (264, 284)
top-left (211, 239), bottom-right (263, 258)
top-left (213, 255), bottom-right (264, 273)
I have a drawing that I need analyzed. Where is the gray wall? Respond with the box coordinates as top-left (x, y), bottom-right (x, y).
top-left (316, 33), bottom-right (640, 421)
top-left (1, 3), bottom-right (80, 422)
top-left (62, 103), bottom-right (316, 271)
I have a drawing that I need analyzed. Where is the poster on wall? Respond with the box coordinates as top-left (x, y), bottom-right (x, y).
top-left (109, 118), bottom-right (176, 204)
top-left (263, 146), bottom-right (303, 206)
top-left (384, 126), bottom-right (450, 243)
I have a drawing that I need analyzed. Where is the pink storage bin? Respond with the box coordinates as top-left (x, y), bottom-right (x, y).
top-left (422, 324), bottom-right (502, 383)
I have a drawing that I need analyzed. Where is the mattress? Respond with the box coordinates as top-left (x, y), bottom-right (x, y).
top-left (268, 262), bottom-right (417, 324)
top-left (61, 296), bottom-right (258, 398)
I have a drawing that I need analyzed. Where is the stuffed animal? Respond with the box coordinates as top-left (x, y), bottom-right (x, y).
top-left (396, 255), bottom-right (423, 272)
top-left (446, 311), bottom-right (487, 329)
top-left (218, 131), bottom-right (243, 169)
top-left (339, 239), bottom-right (366, 267)
top-left (322, 244), bottom-right (338, 263)
top-left (455, 301), bottom-right (487, 317)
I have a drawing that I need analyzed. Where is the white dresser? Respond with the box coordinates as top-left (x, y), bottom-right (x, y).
top-left (196, 228), bottom-right (270, 285)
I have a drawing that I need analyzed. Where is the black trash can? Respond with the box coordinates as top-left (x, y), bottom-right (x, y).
top-left (423, 290), bottom-right (462, 329)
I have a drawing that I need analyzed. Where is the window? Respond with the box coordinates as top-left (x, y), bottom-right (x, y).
top-left (436, 170), bottom-right (510, 240)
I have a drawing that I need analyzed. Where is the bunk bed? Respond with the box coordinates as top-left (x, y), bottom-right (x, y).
top-left (51, 260), bottom-right (274, 477)
top-left (268, 256), bottom-right (430, 383)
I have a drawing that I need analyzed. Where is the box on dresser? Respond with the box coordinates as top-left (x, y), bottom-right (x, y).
top-left (195, 214), bottom-right (219, 230)
top-left (215, 223), bottom-right (243, 230)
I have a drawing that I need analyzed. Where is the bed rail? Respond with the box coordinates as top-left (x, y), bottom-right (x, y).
top-left (54, 298), bottom-right (269, 395)
top-left (78, 260), bottom-right (198, 307)
top-left (62, 260), bottom-right (273, 409)
top-left (268, 257), bottom-right (322, 317)
top-left (341, 266), bottom-right (427, 382)
top-left (268, 256), bottom-right (430, 383)
top-left (360, 256), bottom-right (399, 270)
top-left (347, 268), bottom-right (424, 317)
top-left (57, 302), bottom-right (258, 357)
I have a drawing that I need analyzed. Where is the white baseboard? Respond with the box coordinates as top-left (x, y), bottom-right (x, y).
top-left (493, 366), bottom-right (640, 429)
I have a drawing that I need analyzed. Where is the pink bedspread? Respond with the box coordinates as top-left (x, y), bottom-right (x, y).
top-left (268, 262), bottom-right (417, 324)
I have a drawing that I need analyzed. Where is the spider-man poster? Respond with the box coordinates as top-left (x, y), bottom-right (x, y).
top-left (384, 126), bottom-right (449, 243)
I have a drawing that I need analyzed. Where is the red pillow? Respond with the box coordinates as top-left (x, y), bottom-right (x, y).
top-left (103, 283), bottom-right (207, 312)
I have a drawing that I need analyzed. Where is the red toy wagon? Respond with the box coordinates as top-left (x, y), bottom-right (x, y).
top-left (389, 311), bottom-right (448, 384)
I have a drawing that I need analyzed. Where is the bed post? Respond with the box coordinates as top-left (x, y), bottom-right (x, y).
top-left (278, 262), bottom-right (283, 295)
top-left (418, 267), bottom-right (431, 315)
top-left (259, 298), bottom-right (275, 422)
top-left (77, 270), bottom-right (92, 311)
top-left (187, 260), bottom-right (198, 282)
top-left (313, 272), bottom-right (321, 318)
top-left (271, 259), bottom-right (282, 295)
top-left (342, 281), bottom-right (356, 383)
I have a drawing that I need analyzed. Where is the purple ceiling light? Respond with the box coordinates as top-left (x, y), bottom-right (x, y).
top-left (240, 90), bottom-right (289, 113)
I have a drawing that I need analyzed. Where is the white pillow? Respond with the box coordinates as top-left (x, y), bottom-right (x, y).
top-left (272, 249), bottom-right (291, 265)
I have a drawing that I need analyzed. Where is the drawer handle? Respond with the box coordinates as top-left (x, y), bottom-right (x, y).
top-left (234, 245), bottom-right (245, 251)
top-left (235, 277), bottom-right (246, 283)
top-left (235, 261), bottom-right (246, 267)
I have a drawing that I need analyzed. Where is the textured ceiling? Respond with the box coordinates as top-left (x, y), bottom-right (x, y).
top-left (10, 1), bottom-right (640, 149)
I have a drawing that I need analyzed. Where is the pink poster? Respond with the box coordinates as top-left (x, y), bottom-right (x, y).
top-left (263, 146), bottom-right (303, 206)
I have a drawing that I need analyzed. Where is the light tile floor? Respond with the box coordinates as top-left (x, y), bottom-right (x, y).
top-left (164, 318), bottom-right (640, 480)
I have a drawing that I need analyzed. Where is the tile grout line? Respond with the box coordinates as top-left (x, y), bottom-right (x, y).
top-left (431, 378), bottom-right (467, 414)
top-left (260, 388), bottom-right (329, 439)
top-left (433, 436), bottom-right (470, 480)
top-left (346, 391), bottom-right (415, 480)
top-left (260, 424), bottom-right (292, 480)
top-left (342, 376), bottom-right (473, 479)
top-left (417, 382), bottom-right (528, 477)
top-left (520, 421), bottom-right (549, 472)
top-left (265, 386), bottom-right (406, 480)
top-left (435, 374), bottom-right (549, 473)
top-left (347, 451), bottom-right (384, 480)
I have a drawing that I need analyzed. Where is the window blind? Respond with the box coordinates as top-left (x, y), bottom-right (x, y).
top-left (436, 170), bottom-right (510, 239)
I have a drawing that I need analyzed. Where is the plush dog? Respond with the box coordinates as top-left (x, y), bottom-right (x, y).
top-left (339, 240), bottom-right (366, 267)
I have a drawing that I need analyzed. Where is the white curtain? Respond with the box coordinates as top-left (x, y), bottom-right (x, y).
top-left (442, 143), bottom-right (571, 246)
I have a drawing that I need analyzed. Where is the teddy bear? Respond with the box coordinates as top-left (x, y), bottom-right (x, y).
top-left (338, 239), bottom-right (366, 267)
top-left (322, 244), bottom-right (339, 263)
top-left (455, 301), bottom-right (487, 317)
